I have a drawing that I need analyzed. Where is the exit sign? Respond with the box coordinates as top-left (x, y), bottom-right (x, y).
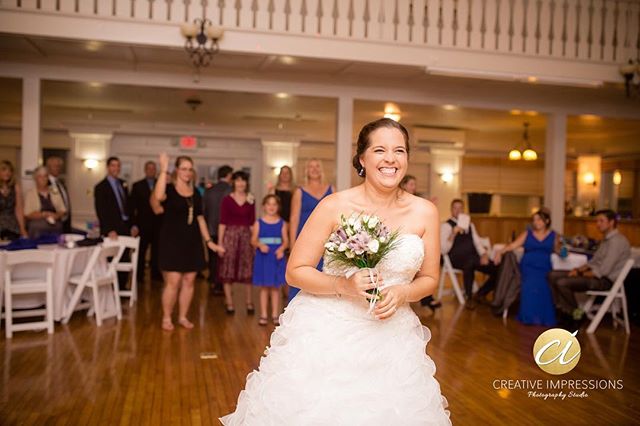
top-left (179, 136), bottom-right (197, 149)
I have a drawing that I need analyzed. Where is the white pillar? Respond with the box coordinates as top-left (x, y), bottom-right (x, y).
top-left (21, 76), bottom-right (41, 189)
top-left (544, 113), bottom-right (567, 234)
top-left (336, 96), bottom-right (353, 191)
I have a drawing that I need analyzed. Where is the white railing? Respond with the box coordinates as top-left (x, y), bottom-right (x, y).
top-left (2, 0), bottom-right (639, 63)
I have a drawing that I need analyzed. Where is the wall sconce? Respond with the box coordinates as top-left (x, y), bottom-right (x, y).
top-left (383, 102), bottom-right (401, 122)
top-left (582, 171), bottom-right (597, 186)
top-left (613, 170), bottom-right (622, 185)
top-left (440, 170), bottom-right (454, 184)
top-left (84, 158), bottom-right (98, 170)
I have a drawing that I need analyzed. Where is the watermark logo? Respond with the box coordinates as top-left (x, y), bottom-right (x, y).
top-left (533, 329), bottom-right (581, 375)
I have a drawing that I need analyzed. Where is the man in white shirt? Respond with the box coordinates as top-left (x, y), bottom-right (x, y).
top-left (46, 156), bottom-right (71, 233)
top-left (441, 199), bottom-right (498, 309)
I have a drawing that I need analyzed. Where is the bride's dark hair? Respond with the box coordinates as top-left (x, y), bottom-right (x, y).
top-left (352, 118), bottom-right (410, 178)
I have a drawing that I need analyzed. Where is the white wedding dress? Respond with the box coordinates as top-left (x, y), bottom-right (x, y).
top-left (220, 234), bottom-right (451, 425)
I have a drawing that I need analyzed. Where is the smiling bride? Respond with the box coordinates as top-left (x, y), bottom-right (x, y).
top-left (220, 118), bottom-right (451, 425)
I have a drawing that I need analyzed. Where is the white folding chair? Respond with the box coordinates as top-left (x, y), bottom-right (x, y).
top-left (3, 250), bottom-right (55, 338)
top-left (103, 236), bottom-right (140, 307)
top-left (582, 258), bottom-right (634, 334)
top-left (436, 254), bottom-right (466, 305)
top-left (62, 244), bottom-right (124, 326)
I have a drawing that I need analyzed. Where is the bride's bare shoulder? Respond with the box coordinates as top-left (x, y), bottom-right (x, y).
top-left (314, 187), bottom-right (358, 215)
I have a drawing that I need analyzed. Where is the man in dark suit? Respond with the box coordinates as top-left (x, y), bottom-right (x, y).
top-left (94, 156), bottom-right (139, 289)
top-left (130, 161), bottom-right (162, 282)
top-left (203, 165), bottom-right (233, 294)
top-left (46, 156), bottom-right (72, 233)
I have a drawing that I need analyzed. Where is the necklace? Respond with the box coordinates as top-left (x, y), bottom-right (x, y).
top-left (186, 196), bottom-right (194, 225)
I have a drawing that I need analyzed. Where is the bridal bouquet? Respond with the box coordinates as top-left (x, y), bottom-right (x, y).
top-left (324, 213), bottom-right (400, 309)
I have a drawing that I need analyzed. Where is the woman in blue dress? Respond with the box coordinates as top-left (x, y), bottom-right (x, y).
top-left (496, 208), bottom-right (558, 326)
top-left (287, 159), bottom-right (334, 302)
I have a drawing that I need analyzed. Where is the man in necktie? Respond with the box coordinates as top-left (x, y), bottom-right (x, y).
top-left (46, 156), bottom-right (72, 233)
top-left (94, 156), bottom-right (139, 290)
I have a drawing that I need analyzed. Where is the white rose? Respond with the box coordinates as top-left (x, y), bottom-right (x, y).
top-left (368, 216), bottom-right (379, 228)
top-left (362, 214), bottom-right (370, 223)
top-left (346, 250), bottom-right (355, 259)
top-left (338, 243), bottom-right (348, 252)
top-left (324, 242), bottom-right (336, 251)
top-left (367, 239), bottom-right (380, 253)
top-left (379, 236), bottom-right (386, 243)
top-left (346, 228), bottom-right (354, 237)
top-left (353, 220), bottom-right (362, 231)
top-left (347, 216), bottom-right (356, 227)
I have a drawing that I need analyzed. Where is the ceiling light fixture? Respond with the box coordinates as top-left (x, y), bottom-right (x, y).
top-left (180, 18), bottom-right (224, 70)
top-left (508, 122), bottom-right (537, 161)
top-left (619, 59), bottom-right (640, 98)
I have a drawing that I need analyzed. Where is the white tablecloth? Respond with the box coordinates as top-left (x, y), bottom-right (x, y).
top-left (490, 244), bottom-right (588, 271)
top-left (0, 245), bottom-right (94, 321)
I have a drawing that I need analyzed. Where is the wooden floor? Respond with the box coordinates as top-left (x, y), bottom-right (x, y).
top-left (1, 277), bottom-right (639, 425)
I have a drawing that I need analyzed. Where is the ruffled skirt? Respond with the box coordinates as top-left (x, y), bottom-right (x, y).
top-left (220, 291), bottom-right (451, 425)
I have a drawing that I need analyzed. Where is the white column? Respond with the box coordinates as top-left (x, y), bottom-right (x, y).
top-left (21, 76), bottom-right (41, 188)
top-left (336, 96), bottom-right (353, 191)
top-left (544, 113), bottom-right (567, 234)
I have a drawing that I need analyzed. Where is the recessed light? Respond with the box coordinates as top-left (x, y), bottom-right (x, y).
top-left (442, 104), bottom-right (457, 111)
top-left (278, 123), bottom-right (284, 129)
top-left (280, 56), bottom-right (295, 65)
top-left (527, 76), bottom-right (538, 83)
top-left (525, 110), bottom-right (538, 116)
top-left (510, 109), bottom-right (522, 115)
top-left (275, 92), bottom-right (289, 99)
top-left (580, 114), bottom-right (600, 121)
top-left (85, 41), bottom-right (103, 52)
top-left (88, 82), bottom-right (103, 88)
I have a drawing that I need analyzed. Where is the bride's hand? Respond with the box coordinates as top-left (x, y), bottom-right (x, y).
top-left (374, 285), bottom-right (408, 320)
top-left (337, 269), bottom-right (379, 299)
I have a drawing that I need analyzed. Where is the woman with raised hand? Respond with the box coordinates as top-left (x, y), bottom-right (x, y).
top-left (151, 153), bottom-right (224, 331)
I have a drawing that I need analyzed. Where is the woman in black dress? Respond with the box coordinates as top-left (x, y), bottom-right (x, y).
top-left (151, 153), bottom-right (224, 331)
top-left (271, 165), bottom-right (295, 222)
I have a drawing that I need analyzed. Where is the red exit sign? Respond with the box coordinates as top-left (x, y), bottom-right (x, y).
top-left (179, 136), bottom-right (197, 149)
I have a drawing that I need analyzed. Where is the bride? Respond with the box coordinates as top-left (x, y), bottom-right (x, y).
top-left (221, 118), bottom-right (451, 425)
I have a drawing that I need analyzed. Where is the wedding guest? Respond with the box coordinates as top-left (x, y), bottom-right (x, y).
top-left (24, 166), bottom-right (66, 238)
top-left (400, 175), bottom-right (441, 311)
top-left (441, 198), bottom-right (498, 310)
top-left (270, 165), bottom-right (295, 222)
top-left (203, 165), bottom-right (233, 294)
top-left (251, 194), bottom-right (288, 326)
top-left (495, 208), bottom-right (558, 326)
top-left (45, 156), bottom-right (71, 233)
top-left (94, 156), bottom-right (138, 239)
top-left (151, 153), bottom-right (224, 331)
top-left (0, 161), bottom-right (27, 239)
top-left (94, 156), bottom-right (138, 290)
top-left (218, 171), bottom-right (256, 314)
top-left (287, 159), bottom-right (334, 302)
top-left (130, 161), bottom-right (162, 281)
top-left (548, 209), bottom-right (630, 328)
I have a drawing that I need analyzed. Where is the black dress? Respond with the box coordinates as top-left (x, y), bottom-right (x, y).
top-left (275, 188), bottom-right (292, 222)
top-left (158, 184), bottom-right (205, 272)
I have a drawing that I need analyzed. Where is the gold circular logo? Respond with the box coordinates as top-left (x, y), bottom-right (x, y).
top-left (533, 329), bottom-right (581, 375)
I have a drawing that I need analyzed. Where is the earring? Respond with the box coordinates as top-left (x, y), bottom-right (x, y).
top-left (358, 168), bottom-right (365, 177)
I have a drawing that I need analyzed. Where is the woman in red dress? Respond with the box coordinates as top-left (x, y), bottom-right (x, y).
top-left (218, 171), bottom-right (256, 314)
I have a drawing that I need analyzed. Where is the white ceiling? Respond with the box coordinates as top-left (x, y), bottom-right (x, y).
top-left (0, 34), bottom-right (639, 156)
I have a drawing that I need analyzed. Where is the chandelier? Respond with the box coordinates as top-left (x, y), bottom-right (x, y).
top-left (619, 59), bottom-right (640, 98)
top-left (508, 122), bottom-right (537, 161)
top-left (180, 18), bottom-right (224, 70)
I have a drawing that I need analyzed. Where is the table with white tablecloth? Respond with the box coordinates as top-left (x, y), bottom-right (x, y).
top-left (0, 244), bottom-right (115, 321)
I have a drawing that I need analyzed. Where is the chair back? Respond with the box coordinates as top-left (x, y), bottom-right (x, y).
top-left (5, 249), bottom-right (55, 268)
top-left (612, 258), bottom-right (635, 290)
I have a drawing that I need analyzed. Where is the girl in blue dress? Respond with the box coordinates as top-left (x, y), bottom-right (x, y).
top-left (252, 195), bottom-right (289, 325)
top-left (496, 208), bottom-right (559, 326)
top-left (287, 159), bottom-right (334, 302)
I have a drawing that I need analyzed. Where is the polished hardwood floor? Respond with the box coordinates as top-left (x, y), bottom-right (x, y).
top-left (1, 277), bottom-right (639, 425)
